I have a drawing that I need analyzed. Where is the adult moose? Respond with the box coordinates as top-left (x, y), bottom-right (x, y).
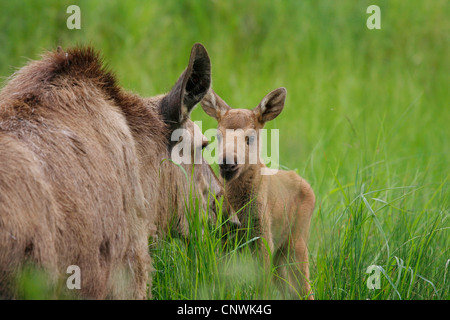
top-left (201, 88), bottom-right (315, 299)
top-left (0, 43), bottom-right (219, 299)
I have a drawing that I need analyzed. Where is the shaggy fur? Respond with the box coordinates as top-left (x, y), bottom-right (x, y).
top-left (0, 44), bottom-right (214, 299)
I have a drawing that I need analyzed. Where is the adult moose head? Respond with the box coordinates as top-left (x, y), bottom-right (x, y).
top-left (0, 43), bottom-right (231, 299)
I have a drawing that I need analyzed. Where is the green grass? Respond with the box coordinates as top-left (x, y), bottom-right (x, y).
top-left (150, 183), bottom-right (275, 300)
top-left (1, 0), bottom-right (448, 299)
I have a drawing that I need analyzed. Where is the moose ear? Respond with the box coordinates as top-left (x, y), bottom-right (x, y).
top-left (254, 87), bottom-right (287, 124)
top-left (160, 43), bottom-right (211, 131)
top-left (201, 89), bottom-right (231, 120)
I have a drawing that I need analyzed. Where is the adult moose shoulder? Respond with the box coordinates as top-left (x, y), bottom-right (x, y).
top-left (0, 43), bottom-right (219, 299)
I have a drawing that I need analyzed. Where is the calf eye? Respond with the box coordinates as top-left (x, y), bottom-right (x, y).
top-left (246, 136), bottom-right (255, 145)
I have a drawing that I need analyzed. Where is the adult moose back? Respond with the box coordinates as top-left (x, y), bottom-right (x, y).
top-left (0, 44), bottom-right (212, 299)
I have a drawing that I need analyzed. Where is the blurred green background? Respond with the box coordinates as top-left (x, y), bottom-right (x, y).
top-left (1, 0), bottom-right (448, 299)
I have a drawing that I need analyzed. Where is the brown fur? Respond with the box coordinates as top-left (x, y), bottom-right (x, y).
top-left (202, 88), bottom-right (316, 299)
top-left (0, 44), bottom-right (215, 299)
top-left (156, 119), bottom-right (239, 236)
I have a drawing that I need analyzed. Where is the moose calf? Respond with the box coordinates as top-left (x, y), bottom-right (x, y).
top-left (201, 88), bottom-right (315, 299)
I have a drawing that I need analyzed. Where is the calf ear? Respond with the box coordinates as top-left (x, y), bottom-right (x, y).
top-left (201, 89), bottom-right (231, 120)
top-left (254, 87), bottom-right (286, 124)
top-left (160, 43), bottom-right (211, 131)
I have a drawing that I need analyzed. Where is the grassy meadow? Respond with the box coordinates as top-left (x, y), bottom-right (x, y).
top-left (0, 0), bottom-right (448, 299)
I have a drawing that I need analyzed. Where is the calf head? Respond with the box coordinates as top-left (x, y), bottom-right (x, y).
top-left (201, 88), bottom-right (287, 181)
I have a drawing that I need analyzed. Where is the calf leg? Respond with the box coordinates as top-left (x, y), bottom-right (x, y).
top-left (288, 238), bottom-right (313, 300)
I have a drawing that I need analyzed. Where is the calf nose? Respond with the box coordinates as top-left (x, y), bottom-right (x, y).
top-left (219, 162), bottom-right (237, 171)
top-left (219, 157), bottom-right (237, 171)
